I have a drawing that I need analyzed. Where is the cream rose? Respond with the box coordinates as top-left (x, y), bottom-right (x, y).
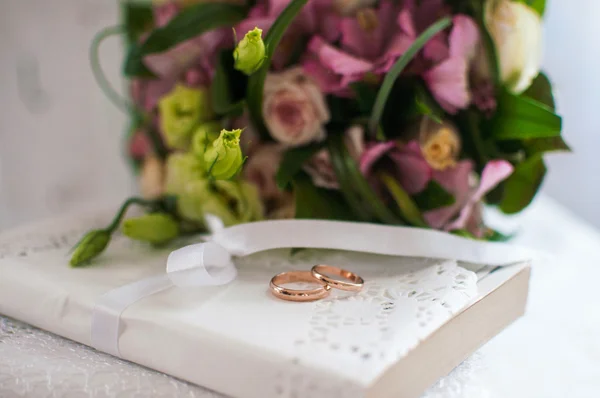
top-left (243, 144), bottom-right (284, 201)
top-left (485, 0), bottom-right (543, 94)
top-left (139, 155), bottom-right (165, 199)
top-left (419, 118), bottom-right (461, 171)
top-left (263, 68), bottom-right (330, 147)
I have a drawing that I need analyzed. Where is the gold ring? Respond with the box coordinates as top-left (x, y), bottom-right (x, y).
top-left (311, 264), bottom-right (364, 292)
top-left (270, 271), bottom-right (331, 302)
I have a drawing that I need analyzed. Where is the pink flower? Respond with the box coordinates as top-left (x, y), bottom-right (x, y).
top-left (360, 140), bottom-right (513, 236)
top-left (263, 67), bottom-right (330, 147)
top-left (304, 0), bottom-right (411, 94)
top-left (153, 2), bottom-right (179, 28)
top-left (143, 28), bottom-right (229, 80)
top-left (397, 0), bottom-right (481, 113)
top-left (422, 15), bottom-right (480, 113)
top-left (129, 130), bottom-right (153, 160)
top-left (130, 77), bottom-right (176, 112)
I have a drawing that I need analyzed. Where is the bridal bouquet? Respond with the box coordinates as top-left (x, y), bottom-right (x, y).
top-left (71, 0), bottom-right (565, 266)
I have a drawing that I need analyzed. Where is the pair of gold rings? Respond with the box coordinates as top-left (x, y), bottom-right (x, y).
top-left (269, 265), bottom-right (364, 302)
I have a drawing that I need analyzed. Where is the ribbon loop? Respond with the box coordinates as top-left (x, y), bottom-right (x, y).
top-left (167, 242), bottom-right (236, 287)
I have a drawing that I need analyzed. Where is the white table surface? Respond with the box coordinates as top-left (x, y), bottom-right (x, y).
top-left (1, 195), bottom-right (599, 398)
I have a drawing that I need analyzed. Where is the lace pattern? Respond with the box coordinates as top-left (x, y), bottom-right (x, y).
top-left (0, 211), bottom-right (487, 398)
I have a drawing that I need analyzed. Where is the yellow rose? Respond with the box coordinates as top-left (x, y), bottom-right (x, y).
top-left (419, 119), bottom-right (461, 171)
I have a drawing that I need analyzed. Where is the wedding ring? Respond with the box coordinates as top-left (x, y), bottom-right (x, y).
top-left (311, 264), bottom-right (364, 292)
top-left (270, 271), bottom-right (331, 302)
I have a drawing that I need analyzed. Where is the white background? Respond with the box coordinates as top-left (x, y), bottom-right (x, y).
top-left (0, 0), bottom-right (598, 230)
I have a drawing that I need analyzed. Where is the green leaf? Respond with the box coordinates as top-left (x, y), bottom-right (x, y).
top-left (292, 174), bottom-right (354, 221)
top-left (327, 136), bottom-right (374, 222)
top-left (517, 0), bottom-right (546, 16)
top-left (485, 228), bottom-right (515, 242)
top-left (499, 154), bottom-right (547, 214)
top-left (351, 82), bottom-right (378, 115)
top-left (124, 3), bottom-right (247, 77)
top-left (523, 73), bottom-right (555, 109)
top-left (492, 90), bottom-right (562, 141)
top-left (246, 0), bottom-right (308, 136)
top-left (121, 2), bottom-right (154, 44)
top-left (413, 180), bottom-right (456, 212)
top-left (380, 173), bottom-right (427, 227)
top-left (211, 50), bottom-right (247, 115)
top-left (276, 144), bottom-right (323, 189)
top-left (369, 17), bottom-right (452, 136)
top-left (522, 136), bottom-right (571, 155)
top-left (415, 84), bottom-right (444, 124)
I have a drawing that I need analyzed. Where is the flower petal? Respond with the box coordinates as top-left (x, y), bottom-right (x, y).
top-left (359, 141), bottom-right (396, 175)
top-left (423, 160), bottom-right (473, 228)
top-left (445, 160), bottom-right (514, 231)
top-left (423, 56), bottom-right (471, 114)
top-left (449, 15), bottom-right (480, 61)
top-left (388, 150), bottom-right (432, 194)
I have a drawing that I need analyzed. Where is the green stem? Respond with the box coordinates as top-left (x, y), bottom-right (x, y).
top-left (464, 110), bottom-right (489, 170)
top-left (327, 138), bottom-right (373, 222)
top-left (328, 134), bottom-right (404, 225)
top-left (246, 0), bottom-right (308, 137)
top-left (369, 17), bottom-right (452, 136)
top-left (106, 197), bottom-right (159, 233)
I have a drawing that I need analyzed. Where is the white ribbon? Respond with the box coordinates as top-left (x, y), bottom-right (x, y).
top-left (91, 219), bottom-right (538, 357)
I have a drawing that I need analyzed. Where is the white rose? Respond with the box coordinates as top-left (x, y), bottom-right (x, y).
top-left (485, 0), bottom-right (543, 94)
top-left (263, 68), bottom-right (330, 147)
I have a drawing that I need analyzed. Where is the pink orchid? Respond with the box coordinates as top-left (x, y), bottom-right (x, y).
top-left (360, 140), bottom-right (513, 236)
top-left (304, 0), bottom-right (411, 94)
top-left (153, 2), bottom-right (179, 28)
top-left (236, 0), bottom-right (340, 69)
top-left (143, 28), bottom-right (230, 80)
top-left (422, 15), bottom-right (480, 114)
top-left (398, 0), bottom-right (480, 113)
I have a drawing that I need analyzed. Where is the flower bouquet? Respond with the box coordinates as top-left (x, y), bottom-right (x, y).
top-left (72, 0), bottom-right (566, 265)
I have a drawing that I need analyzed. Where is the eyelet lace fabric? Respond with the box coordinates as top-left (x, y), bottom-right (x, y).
top-left (0, 210), bottom-right (490, 398)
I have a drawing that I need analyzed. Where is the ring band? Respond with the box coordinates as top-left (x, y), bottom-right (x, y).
top-left (270, 271), bottom-right (331, 302)
top-left (311, 264), bottom-right (364, 292)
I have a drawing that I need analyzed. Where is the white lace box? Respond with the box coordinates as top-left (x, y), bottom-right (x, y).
top-left (0, 212), bottom-right (530, 398)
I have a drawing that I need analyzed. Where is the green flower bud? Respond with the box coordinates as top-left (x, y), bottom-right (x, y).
top-left (122, 213), bottom-right (180, 245)
top-left (191, 121), bottom-right (222, 156)
top-left (164, 152), bottom-right (205, 195)
top-left (233, 27), bottom-right (266, 75)
top-left (69, 229), bottom-right (111, 267)
top-left (177, 179), bottom-right (263, 226)
top-left (159, 84), bottom-right (214, 150)
top-left (204, 129), bottom-right (244, 180)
